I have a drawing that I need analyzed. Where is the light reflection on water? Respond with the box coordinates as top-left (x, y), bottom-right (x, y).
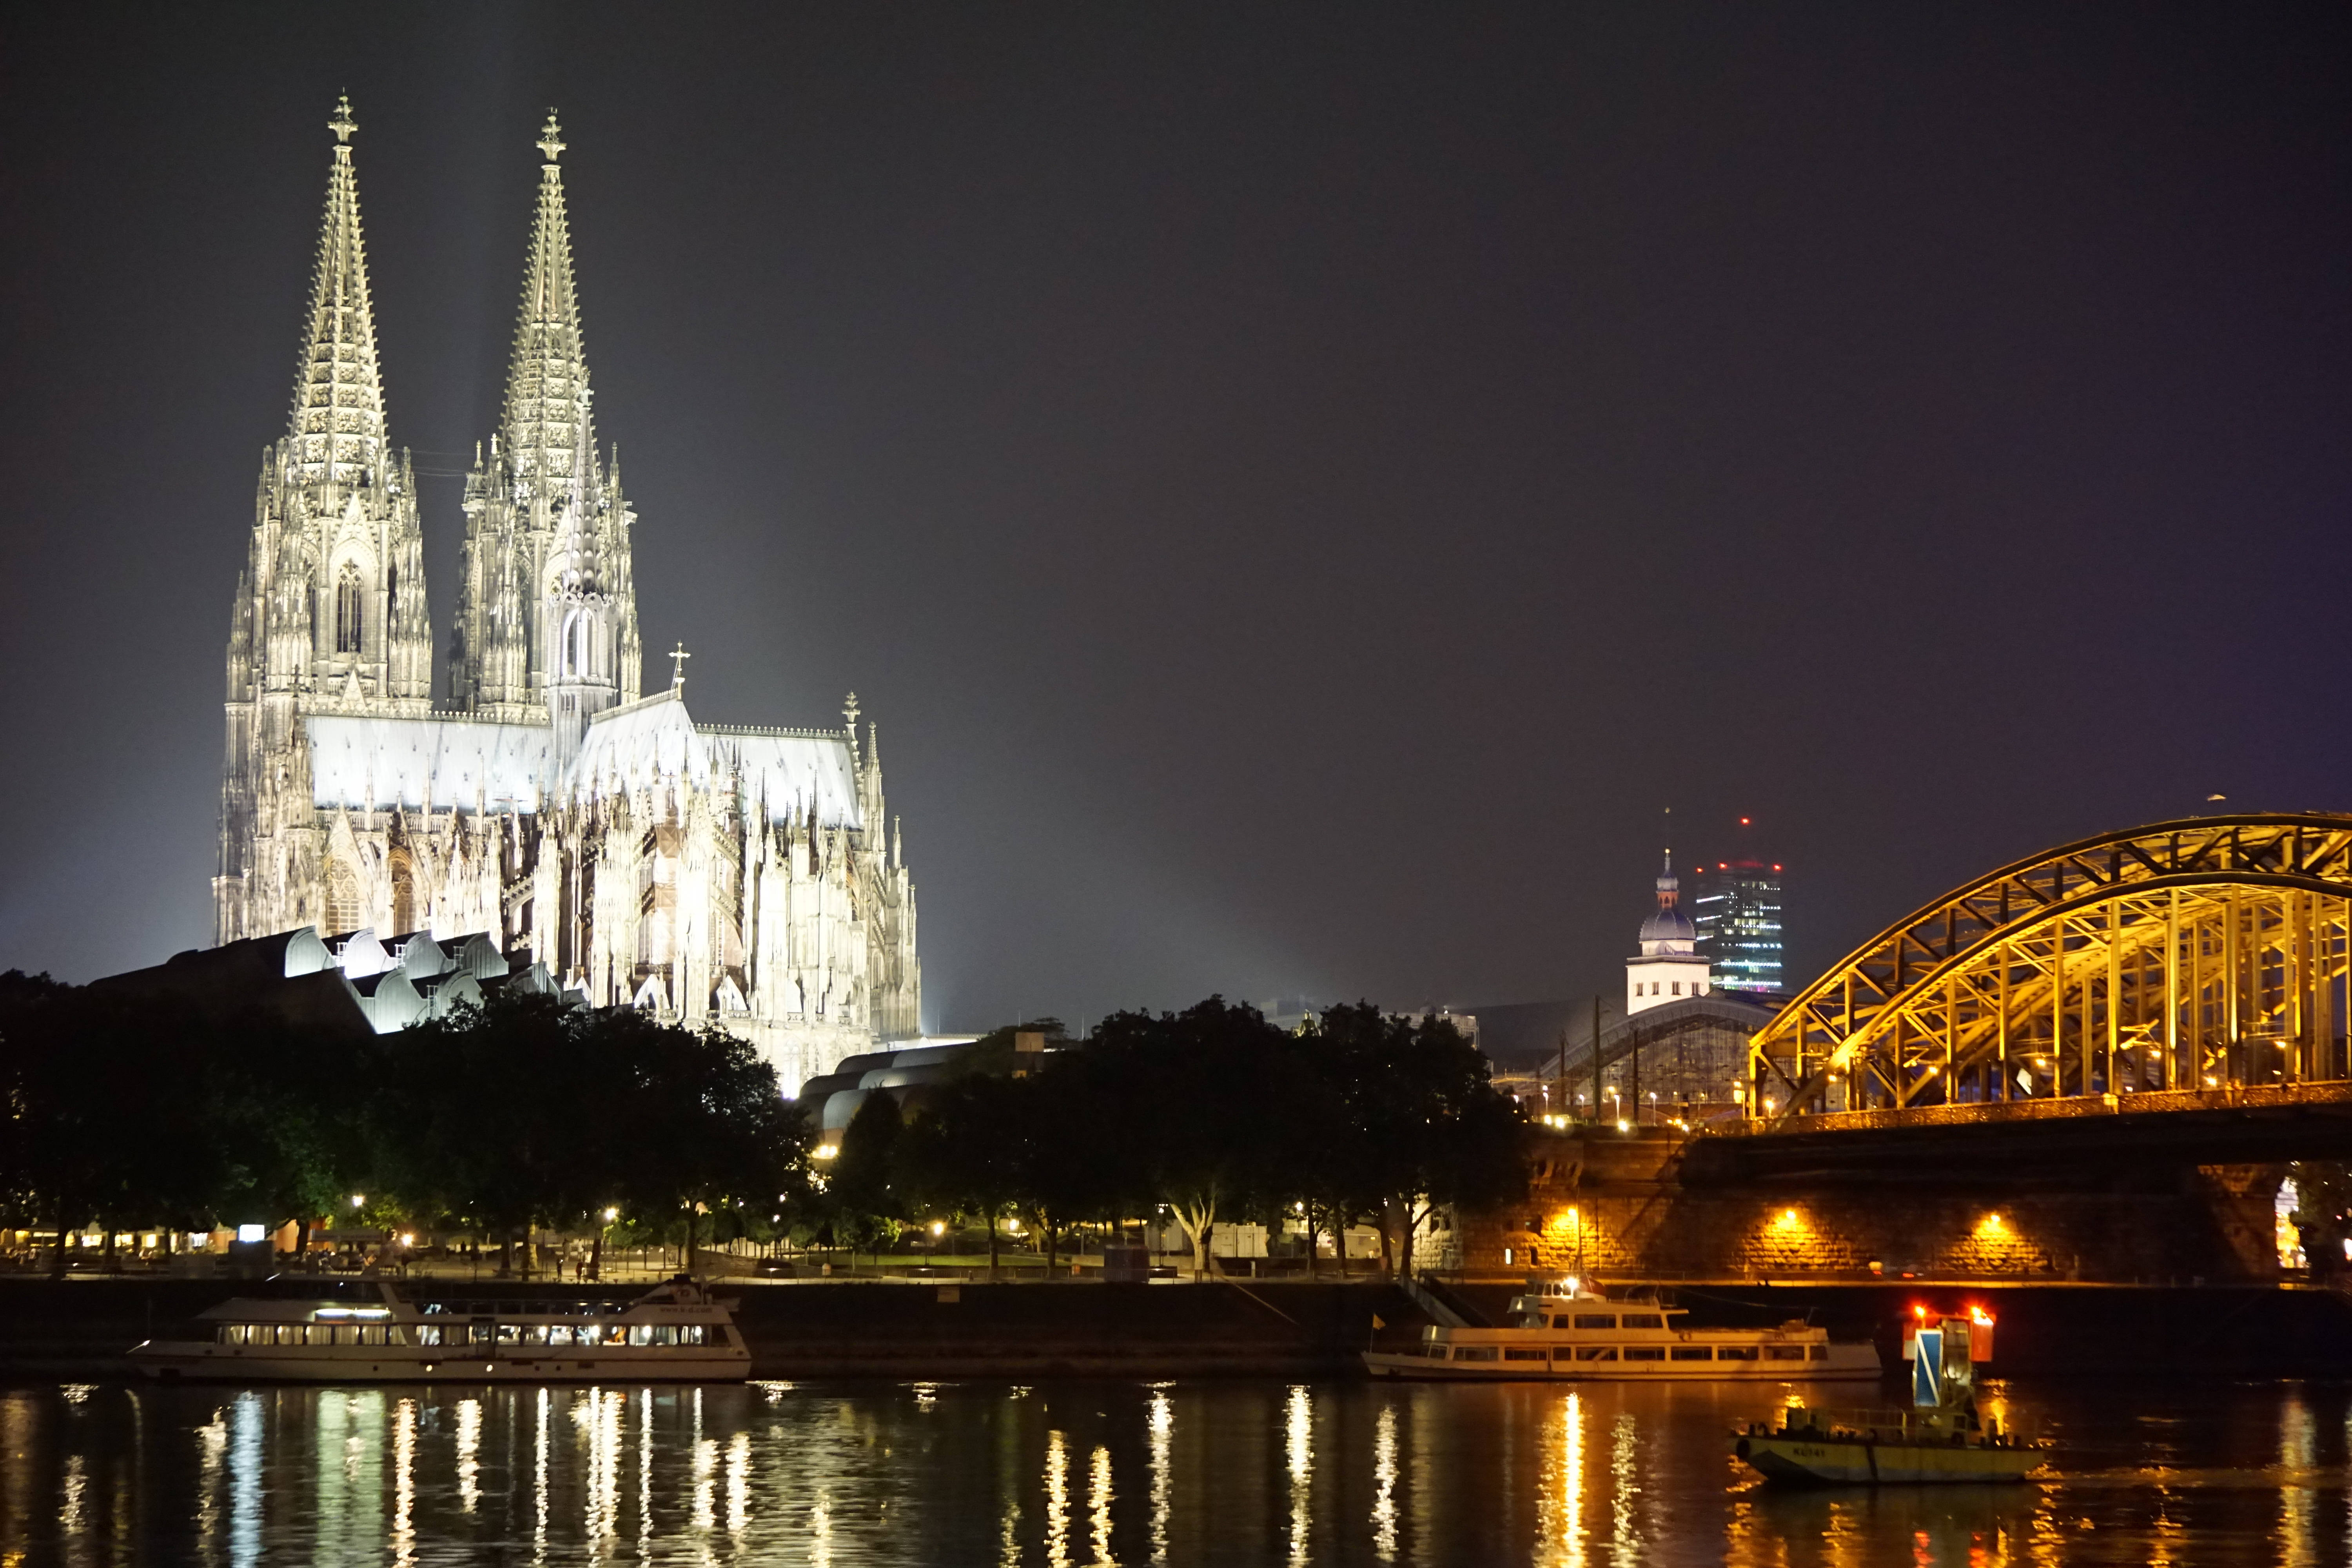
top-left (0, 1378), bottom-right (2349, 1564)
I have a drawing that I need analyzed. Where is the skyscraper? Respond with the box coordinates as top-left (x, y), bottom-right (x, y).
top-left (1695, 822), bottom-right (1783, 995)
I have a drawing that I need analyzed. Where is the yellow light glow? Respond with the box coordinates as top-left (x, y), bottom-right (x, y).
top-left (1976, 1212), bottom-right (2006, 1236)
top-left (400, 1233), bottom-right (415, 1246)
top-left (813, 1143), bottom-right (839, 1161)
top-left (930, 1221), bottom-right (946, 1237)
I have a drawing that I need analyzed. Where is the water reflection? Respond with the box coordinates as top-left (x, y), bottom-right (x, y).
top-left (1148, 1387), bottom-right (1172, 1563)
top-left (1044, 1426), bottom-right (1070, 1567)
top-left (1088, 1443), bottom-right (1113, 1565)
top-left (1285, 1384), bottom-right (1312, 1562)
top-left (0, 1378), bottom-right (2347, 1563)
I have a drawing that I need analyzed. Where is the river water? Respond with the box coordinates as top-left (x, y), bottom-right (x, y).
top-left (2, 1376), bottom-right (2348, 1565)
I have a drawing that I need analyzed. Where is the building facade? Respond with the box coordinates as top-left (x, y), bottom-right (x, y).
top-left (1695, 854), bottom-right (1783, 996)
top-left (1625, 850), bottom-right (1711, 1014)
top-left (213, 101), bottom-right (920, 1092)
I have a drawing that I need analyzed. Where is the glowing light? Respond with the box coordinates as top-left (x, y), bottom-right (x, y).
top-left (813, 1144), bottom-right (839, 1161)
top-left (399, 1233), bottom-right (415, 1246)
top-left (930, 1221), bottom-right (946, 1238)
top-left (603, 1207), bottom-right (619, 1222)
top-left (236, 1224), bottom-right (266, 1244)
top-left (1970, 1306), bottom-right (1995, 1327)
top-left (1912, 1303), bottom-right (1929, 1318)
top-left (350, 1194), bottom-right (365, 1209)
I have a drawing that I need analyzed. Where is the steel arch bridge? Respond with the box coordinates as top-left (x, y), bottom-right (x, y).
top-left (1744, 814), bottom-right (2352, 1130)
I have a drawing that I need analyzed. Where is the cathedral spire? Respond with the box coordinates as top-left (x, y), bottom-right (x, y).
top-left (502, 110), bottom-right (592, 505)
top-left (287, 94), bottom-right (388, 488)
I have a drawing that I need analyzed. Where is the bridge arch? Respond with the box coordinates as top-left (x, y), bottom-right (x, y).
top-left (1747, 814), bottom-right (2352, 1126)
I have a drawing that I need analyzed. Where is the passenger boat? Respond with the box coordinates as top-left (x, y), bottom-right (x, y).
top-left (1362, 1281), bottom-right (1880, 1381)
top-left (128, 1276), bottom-right (749, 1383)
top-left (1734, 1308), bottom-right (2045, 1485)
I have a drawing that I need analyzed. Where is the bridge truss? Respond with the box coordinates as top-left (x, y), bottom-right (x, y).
top-left (1746, 815), bottom-right (2352, 1127)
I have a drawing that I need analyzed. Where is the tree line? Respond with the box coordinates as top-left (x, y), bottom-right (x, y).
top-left (0, 976), bottom-right (799, 1276)
top-left (0, 973), bottom-right (1526, 1279)
top-left (830, 999), bottom-right (1526, 1277)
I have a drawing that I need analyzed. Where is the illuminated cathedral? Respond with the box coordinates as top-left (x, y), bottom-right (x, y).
top-left (212, 100), bottom-right (920, 1089)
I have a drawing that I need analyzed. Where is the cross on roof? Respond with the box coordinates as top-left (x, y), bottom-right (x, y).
top-left (538, 111), bottom-right (566, 164)
top-left (668, 642), bottom-right (691, 690)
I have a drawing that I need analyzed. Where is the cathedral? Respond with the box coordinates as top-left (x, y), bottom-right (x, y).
top-left (212, 99), bottom-right (921, 1091)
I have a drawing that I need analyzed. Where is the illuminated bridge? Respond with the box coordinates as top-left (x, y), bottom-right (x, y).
top-left (1705, 814), bottom-right (2352, 1173)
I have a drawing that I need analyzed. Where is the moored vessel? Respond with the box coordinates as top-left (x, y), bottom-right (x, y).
top-left (128, 1276), bottom-right (749, 1383)
top-left (1734, 1308), bottom-right (2045, 1485)
top-left (1363, 1280), bottom-right (1880, 1381)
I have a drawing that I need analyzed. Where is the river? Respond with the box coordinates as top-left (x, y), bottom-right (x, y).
top-left (2, 1376), bottom-right (2347, 1564)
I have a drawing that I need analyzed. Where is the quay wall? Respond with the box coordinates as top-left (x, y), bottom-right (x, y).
top-left (2, 1276), bottom-right (2349, 1380)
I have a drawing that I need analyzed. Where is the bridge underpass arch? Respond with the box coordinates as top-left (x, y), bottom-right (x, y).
top-left (1746, 815), bottom-right (2352, 1130)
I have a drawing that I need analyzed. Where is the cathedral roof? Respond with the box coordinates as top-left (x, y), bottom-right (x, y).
top-left (287, 96), bottom-right (389, 488)
top-left (570, 691), bottom-right (865, 829)
top-left (306, 714), bottom-right (555, 814)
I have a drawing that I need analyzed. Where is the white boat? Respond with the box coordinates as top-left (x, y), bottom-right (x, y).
top-left (128, 1276), bottom-right (749, 1384)
top-left (1363, 1282), bottom-right (1880, 1381)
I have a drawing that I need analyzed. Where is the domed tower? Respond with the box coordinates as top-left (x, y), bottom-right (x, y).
top-left (1626, 849), bottom-right (1711, 1016)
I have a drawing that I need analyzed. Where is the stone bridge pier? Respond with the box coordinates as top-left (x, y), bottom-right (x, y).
top-left (1458, 1126), bottom-right (2288, 1285)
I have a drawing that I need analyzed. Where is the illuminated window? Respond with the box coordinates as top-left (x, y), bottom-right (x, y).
top-left (326, 866), bottom-right (361, 936)
top-left (335, 564), bottom-right (364, 654)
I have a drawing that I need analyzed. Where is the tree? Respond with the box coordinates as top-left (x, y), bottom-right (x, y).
top-left (2291, 1161), bottom-right (2352, 1281)
top-left (902, 1073), bottom-right (1029, 1275)
top-left (826, 1091), bottom-right (909, 1263)
top-left (1308, 1003), bottom-right (1527, 1279)
top-left (1082, 998), bottom-right (1291, 1279)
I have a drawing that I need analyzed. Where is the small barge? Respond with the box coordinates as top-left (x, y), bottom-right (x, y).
top-left (1734, 1308), bottom-right (2045, 1485)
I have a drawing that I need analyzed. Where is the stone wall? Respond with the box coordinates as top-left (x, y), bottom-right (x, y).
top-left (1457, 1129), bottom-right (2286, 1284)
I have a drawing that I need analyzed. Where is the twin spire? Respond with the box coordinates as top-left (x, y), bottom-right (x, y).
top-left (287, 100), bottom-right (595, 499)
top-left (287, 94), bottom-right (386, 488)
top-left (504, 111), bottom-right (595, 507)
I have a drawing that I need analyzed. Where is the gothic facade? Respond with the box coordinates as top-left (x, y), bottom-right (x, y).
top-left (214, 100), bottom-right (921, 1091)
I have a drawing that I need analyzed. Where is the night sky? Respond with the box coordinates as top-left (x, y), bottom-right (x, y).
top-left (3, 6), bottom-right (2348, 1032)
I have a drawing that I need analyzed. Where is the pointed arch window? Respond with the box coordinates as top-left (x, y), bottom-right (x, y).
top-left (325, 866), bottom-right (361, 936)
top-left (334, 564), bottom-right (364, 655)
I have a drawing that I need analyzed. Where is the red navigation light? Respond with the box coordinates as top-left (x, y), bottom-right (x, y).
top-left (1739, 817), bottom-right (1751, 826)
top-left (1773, 864), bottom-right (1782, 872)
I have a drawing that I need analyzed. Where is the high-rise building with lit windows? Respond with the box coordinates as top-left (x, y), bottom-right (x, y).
top-left (1695, 826), bottom-right (1783, 995)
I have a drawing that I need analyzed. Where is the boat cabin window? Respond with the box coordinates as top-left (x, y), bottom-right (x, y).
top-left (1807, 1346), bottom-right (1829, 1360)
top-left (1573, 1347), bottom-right (1617, 1362)
top-left (1621, 1347), bottom-right (1665, 1361)
top-left (1504, 1348), bottom-right (1548, 1361)
top-left (1452, 1346), bottom-right (1500, 1362)
top-left (1670, 1346), bottom-right (1712, 1361)
top-left (1572, 1314), bottom-right (1616, 1330)
top-left (418, 1326), bottom-right (443, 1347)
top-left (1766, 1345), bottom-right (1807, 1361)
top-left (1716, 1345), bottom-right (1759, 1361)
top-left (1621, 1313), bottom-right (1664, 1330)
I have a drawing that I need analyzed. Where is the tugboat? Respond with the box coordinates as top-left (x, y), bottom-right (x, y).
top-left (1363, 1278), bottom-right (1879, 1381)
top-left (1733, 1307), bottom-right (2045, 1484)
top-left (129, 1276), bottom-right (749, 1383)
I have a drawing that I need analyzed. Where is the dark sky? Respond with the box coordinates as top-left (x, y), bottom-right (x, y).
top-left (3, 5), bottom-right (2349, 1032)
